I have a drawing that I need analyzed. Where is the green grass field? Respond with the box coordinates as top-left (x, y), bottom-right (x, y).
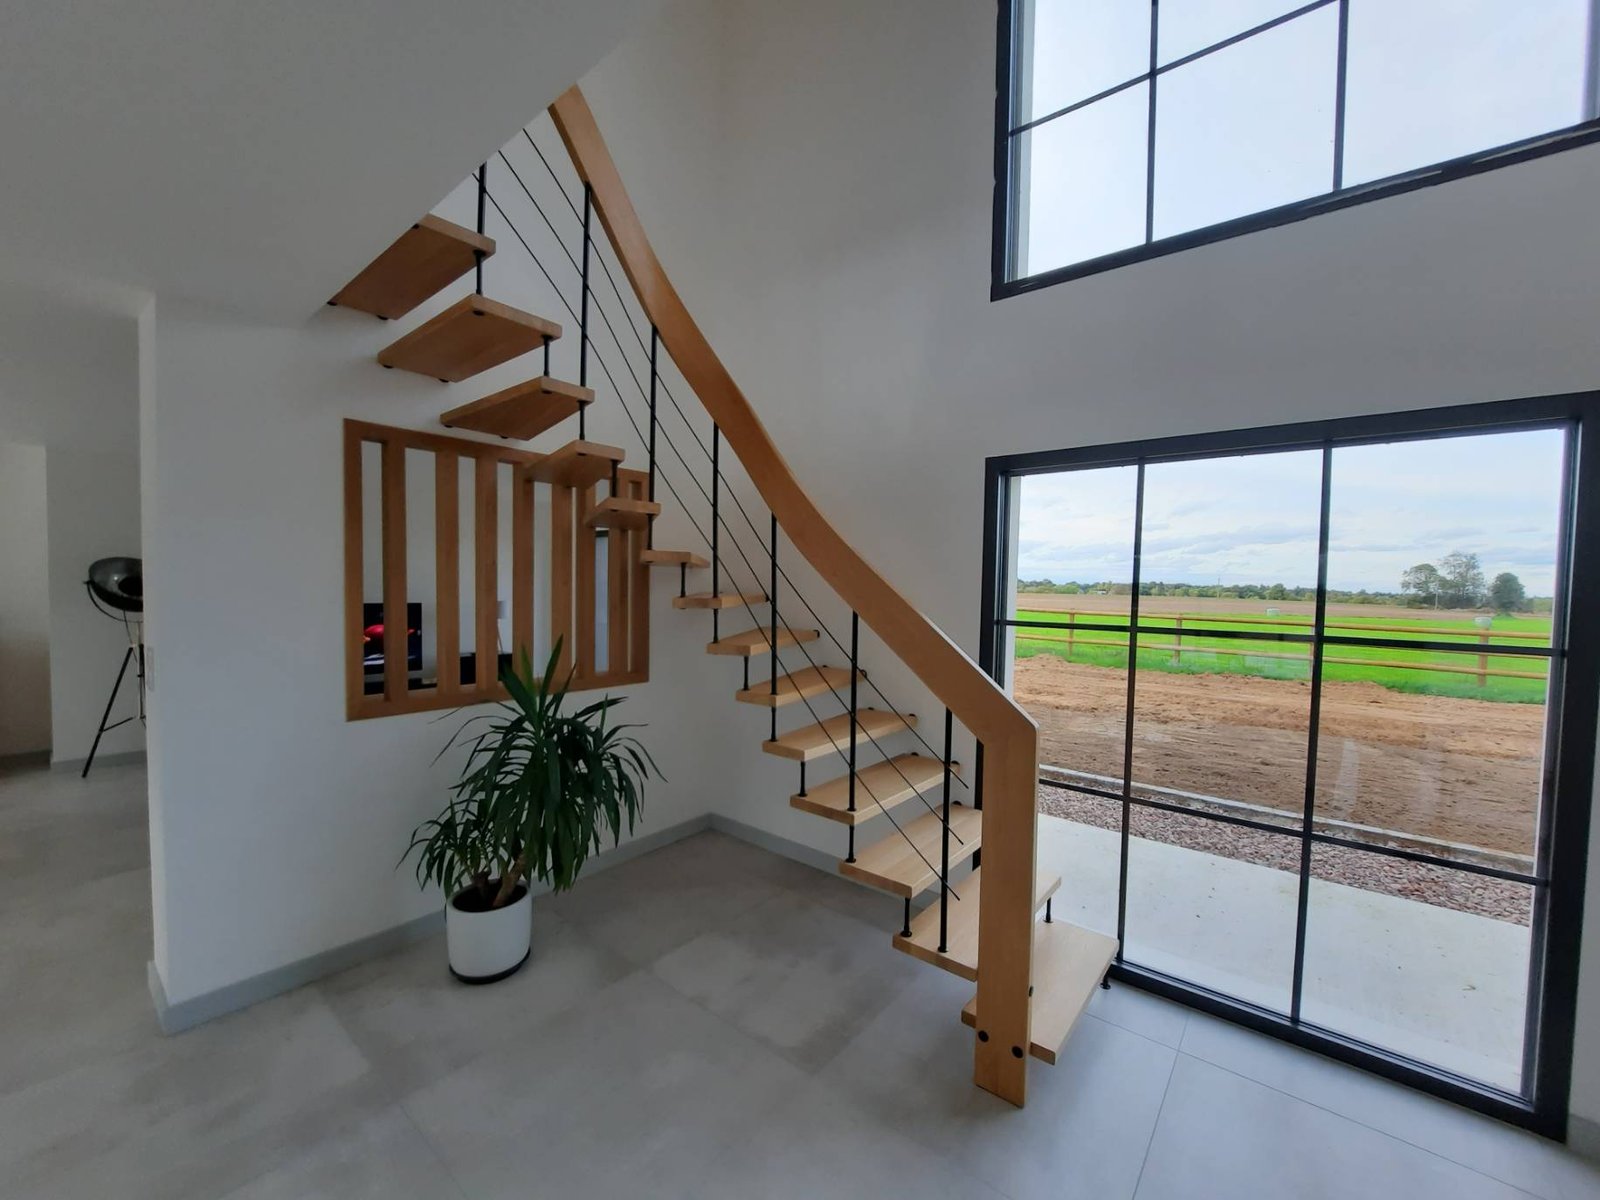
top-left (1012, 608), bottom-right (1552, 703)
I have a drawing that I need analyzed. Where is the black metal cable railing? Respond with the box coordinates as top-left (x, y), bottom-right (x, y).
top-left (478, 180), bottom-right (966, 894)
top-left (491, 147), bottom-right (970, 831)
top-left (511, 132), bottom-right (972, 790)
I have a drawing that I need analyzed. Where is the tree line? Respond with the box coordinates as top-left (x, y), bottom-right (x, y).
top-left (1399, 551), bottom-right (1529, 612)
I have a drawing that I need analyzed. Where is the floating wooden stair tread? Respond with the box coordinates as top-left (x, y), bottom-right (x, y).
top-left (839, 803), bottom-right (981, 898)
top-left (791, 754), bottom-right (958, 826)
top-left (706, 626), bottom-right (821, 657)
top-left (441, 377), bottom-right (593, 440)
top-left (640, 549), bottom-right (709, 568)
top-left (960, 920), bottom-right (1119, 1066)
top-left (892, 868), bottom-right (1060, 981)
top-left (379, 295), bottom-right (561, 382)
top-left (331, 215), bottom-right (495, 320)
top-left (736, 665), bottom-right (860, 708)
top-left (525, 440), bottom-right (624, 488)
top-left (585, 497), bottom-right (661, 530)
top-left (763, 708), bottom-right (918, 762)
top-left (673, 591), bottom-right (766, 610)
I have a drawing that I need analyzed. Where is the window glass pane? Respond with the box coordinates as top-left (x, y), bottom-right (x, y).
top-left (1013, 466), bottom-right (1138, 780)
top-left (1302, 846), bottom-right (1532, 1091)
top-left (1158, 0), bottom-right (1311, 65)
top-left (1325, 430), bottom-right (1565, 653)
top-left (1036, 788), bottom-right (1121, 940)
top-left (1135, 450), bottom-right (1321, 820)
top-left (1153, 5), bottom-right (1338, 238)
top-left (1342, 0), bottom-right (1591, 187)
top-left (1018, 85), bottom-right (1150, 276)
top-left (1124, 805), bottom-right (1300, 1012)
top-left (1020, 0), bottom-right (1151, 123)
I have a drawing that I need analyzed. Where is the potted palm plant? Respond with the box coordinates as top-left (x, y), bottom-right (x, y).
top-left (403, 643), bottom-right (658, 983)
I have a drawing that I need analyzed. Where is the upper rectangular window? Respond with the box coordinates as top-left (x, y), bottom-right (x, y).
top-left (994, 0), bottom-right (1600, 296)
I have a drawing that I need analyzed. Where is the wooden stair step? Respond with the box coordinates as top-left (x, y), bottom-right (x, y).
top-left (892, 867), bottom-right (1060, 981)
top-left (379, 295), bottom-right (561, 382)
top-left (790, 754), bottom-right (959, 826)
top-left (525, 440), bottom-right (625, 488)
top-left (640, 548), bottom-right (709, 568)
top-left (763, 708), bottom-right (918, 762)
top-left (673, 591), bottom-right (765, 610)
top-left (331, 215), bottom-right (495, 320)
top-left (736, 665), bottom-right (860, 708)
top-left (706, 625), bottom-right (820, 657)
top-left (585, 497), bottom-right (661, 530)
top-left (839, 803), bottom-right (981, 898)
top-left (960, 919), bottom-right (1119, 1065)
top-left (441, 377), bottom-right (593, 440)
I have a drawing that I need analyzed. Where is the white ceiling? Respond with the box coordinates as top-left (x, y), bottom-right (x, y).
top-left (0, 0), bottom-right (652, 323)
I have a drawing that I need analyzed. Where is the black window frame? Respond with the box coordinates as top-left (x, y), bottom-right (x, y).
top-left (990, 0), bottom-right (1600, 301)
top-left (979, 392), bottom-right (1600, 1138)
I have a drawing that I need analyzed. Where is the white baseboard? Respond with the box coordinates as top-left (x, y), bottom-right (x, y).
top-left (1569, 1114), bottom-right (1600, 1161)
top-left (148, 812), bottom-right (714, 1035)
top-left (52, 749), bottom-right (147, 773)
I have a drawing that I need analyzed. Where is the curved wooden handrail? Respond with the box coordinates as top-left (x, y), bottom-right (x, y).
top-left (550, 86), bottom-right (1038, 1105)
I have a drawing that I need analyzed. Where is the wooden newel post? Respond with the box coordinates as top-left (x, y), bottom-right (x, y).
top-left (971, 724), bottom-right (1039, 1106)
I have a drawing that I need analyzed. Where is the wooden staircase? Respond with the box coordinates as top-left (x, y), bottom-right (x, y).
top-left (329, 86), bottom-right (1118, 1109)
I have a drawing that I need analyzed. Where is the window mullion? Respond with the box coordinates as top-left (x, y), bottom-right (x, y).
top-left (1332, 0), bottom-right (1350, 189)
top-left (1115, 461), bottom-right (1147, 956)
top-left (1144, 0), bottom-right (1160, 244)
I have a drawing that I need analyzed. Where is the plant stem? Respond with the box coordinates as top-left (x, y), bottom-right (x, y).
top-left (493, 853), bottom-right (528, 908)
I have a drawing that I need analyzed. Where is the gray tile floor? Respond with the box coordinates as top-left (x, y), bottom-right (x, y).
top-left (3, 759), bottom-right (1599, 1199)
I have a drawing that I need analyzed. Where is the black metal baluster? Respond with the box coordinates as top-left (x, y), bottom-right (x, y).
top-left (542, 335), bottom-right (551, 378)
top-left (578, 182), bottom-right (592, 440)
top-left (769, 514), bottom-right (778, 742)
top-left (647, 326), bottom-right (659, 548)
top-left (938, 707), bottom-right (953, 954)
top-left (846, 610), bottom-right (859, 864)
top-left (711, 424), bottom-right (720, 641)
top-left (475, 163), bottom-right (488, 294)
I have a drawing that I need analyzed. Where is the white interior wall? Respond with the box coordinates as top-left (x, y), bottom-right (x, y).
top-left (45, 448), bottom-right (143, 765)
top-left (571, 0), bottom-right (1600, 1134)
top-left (0, 441), bottom-right (51, 756)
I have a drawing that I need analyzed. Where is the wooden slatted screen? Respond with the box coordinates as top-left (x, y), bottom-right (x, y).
top-left (342, 419), bottom-right (649, 720)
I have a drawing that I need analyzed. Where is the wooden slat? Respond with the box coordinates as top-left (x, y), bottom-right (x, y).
top-left (839, 804), bottom-right (981, 898)
top-left (331, 215), bottom-right (495, 320)
top-left (584, 496), bottom-right (660, 530)
top-left (434, 452), bottom-right (460, 696)
top-left (706, 625), bottom-right (820, 656)
top-left (552, 87), bottom-right (1037, 1104)
top-left (441, 377), bottom-right (593, 440)
top-left (513, 470), bottom-right (534, 670)
top-left (525, 439), bottom-right (624, 488)
top-left (640, 548), bottom-right (709, 568)
top-left (551, 483), bottom-right (573, 676)
top-left (343, 418), bottom-right (547, 465)
top-left (790, 754), bottom-right (958, 826)
top-left (628, 476), bottom-right (650, 677)
top-left (342, 424), bottom-right (366, 718)
top-left (475, 457), bottom-right (498, 692)
top-left (378, 295), bottom-right (561, 382)
top-left (673, 591), bottom-right (766, 610)
top-left (960, 921), bottom-right (1118, 1065)
top-left (763, 708), bottom-right (917, 762)
top-left (381, 439), bottom-right (407, 703)
top-left (607, 486), bottom-right (629, 675)
top-left (575, 485), bottom-right (596, 679)
top-left (735, 665), bottom-right (859, 708)
top-left (893, 868), bottom-right (1060, 982)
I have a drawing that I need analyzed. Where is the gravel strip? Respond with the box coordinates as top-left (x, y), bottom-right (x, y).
top-left (1038, 787), bottom-right (1531, 926)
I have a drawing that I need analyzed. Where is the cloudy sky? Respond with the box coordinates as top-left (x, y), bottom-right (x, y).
top-left (1018, 0), bottom-right (1591, 275)
top-left (1015, 426), bottom-right (1566, 594)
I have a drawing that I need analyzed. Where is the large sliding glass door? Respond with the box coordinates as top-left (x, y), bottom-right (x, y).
top-left (981, 396), bottom-right (1598, 1134)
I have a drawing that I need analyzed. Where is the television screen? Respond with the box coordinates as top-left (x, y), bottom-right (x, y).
top-left (362, 602), bottom-right (422, 674)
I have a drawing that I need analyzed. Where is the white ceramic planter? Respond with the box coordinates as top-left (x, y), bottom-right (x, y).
top-left (445, 883), bottom-right (532, 983)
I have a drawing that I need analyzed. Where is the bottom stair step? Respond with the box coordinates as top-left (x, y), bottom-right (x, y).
top-left (959, 919), bottom-right (1119, 1065)
top-left (891, 867), bottom-right (1060, 981)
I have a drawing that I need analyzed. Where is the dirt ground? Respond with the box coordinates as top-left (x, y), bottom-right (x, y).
top-left (1014, 655), bottom-right (1544, 860)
